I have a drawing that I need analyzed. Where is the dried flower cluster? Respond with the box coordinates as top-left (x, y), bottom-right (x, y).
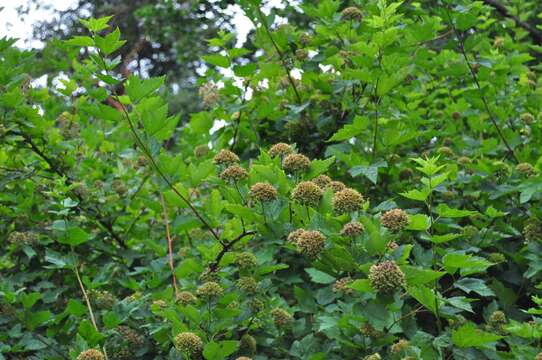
top-left (250, 182), bottom-right (278, 202)
top-left (76, 349), bottom-right (105, 360)
top-left (174, 332), bottom-right (203, 356)
top-left (283, 153), bottom-right (311, 173)
top-left (341, 222), bottom-right (364, 237)
top-left (269, 142), bottom-right (293, 157)
top-left (381, 208), bottom-right (409, 232)
top-left (196, 281), bottom-right (223, 299)
top-left (271, 308), bottom-right (293, 327)
top-left (332, 188), bottom-right (364, 214)
top-left (368, 261), bottom-right (406, 294)
top-left (213, 149), bottom-right (240, 166)
top-left (220, 165), bottom-right (248, 182)
top-left (291, 181), bottom-right (323, 207)
top-left (296, 230), bottom-right (326, 258)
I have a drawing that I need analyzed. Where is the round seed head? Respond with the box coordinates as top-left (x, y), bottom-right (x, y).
top-left (250, 182), bottom-right (278, 202)
top-left (341, 6), bottom-right (363, 21)
top-left (536, 352), bottom-right (542, 360)
top-left (516, 162), bottom-right (535, 177)
top-left (240, 334), bottom-right (257, 354)
top-left (283, 153), bottom-right (311, 173)
top-left (437, 146), bottom-right (454, 157)
top-left (199, 82), bottom-right (219, 108)
top-left (296, 230), bottom-right (326, 258)
top-left (360, 323), bottom-right (383, 338)
top-left (271, 308), bottom-right (293, 327)
top-left (340, 222), bottom-right (364, 237)
top-left (332, 188), bottom-right (364, 214)
top-left (220, 165), bottom-right (248, 182)
top-left (236, 276), bottom-right (258, 294)
top-left (249, 298), bottom-right (264, 313)
top-left (177, 291), bottom-right (197, 305)
top-left (7, 231), bottom-right (38, 246)
top-left (291, 181), bottom-right (323, 207)
top-left (174, 332), bottom-right (203, 356)
top-left (152, 299), bottom-right (167, 309)
top-left (269, 143), bottom-right (294, 157)
top-left (235, 252), bottom-right (257, 269)
top-left (287, 229), bottom-right (305, 244)
top-left (363, 353), bottom-right (381, 360)
top-left (116, 326), bottom-right (144, 347)
top-left (77, 349), bottom-right (105, 360)
top-left (368, 261), bottom-right (406, 294)
top-left (399, 168), bottom-right (413, 180)
top-left (328, 180), bottom-right (346, 193)
top-left (89, 290), bottom-right (116, 309)
top-left (457, 156), bottom-right (472, 165)
top-left (312, 175), bottom-right (332, 189)
top-left (194, 145), bottom-right (209, 158)
top-left (197, 281), bottom-right (223, 299)
top-left (391, 339), bottom-right (409, 354)
top-left (381, 209), bottom-right (409, 232)
top-left (332, 277), bottom-right (353, 295)
top-left (236, 357), bottom-right (252, 360)
top-left (521, 112), bottom-right (535, 124)
top-left (523, 220), bottom-right (542, 242)
top-left (488, 252), bottom-right (505, 263)
top-left (295, 49), bottom-right (308, 61)
top-left (214, 149), bottom-right (240, 166)
top-left (489, 310), bottom-right (506, 325)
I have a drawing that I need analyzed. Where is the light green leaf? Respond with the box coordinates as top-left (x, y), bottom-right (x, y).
top-left (406, 214), bottom-right (431, 231)
top-left (305, 268), bottom-right (336, 284)
top-left (452, 323), bottom-right (502, 348)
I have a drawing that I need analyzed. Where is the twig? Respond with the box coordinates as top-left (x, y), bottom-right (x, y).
top-left (482, 0), bottom-right (542, 45)
top-left (159, 193), bottom-right (179, 299)
top-left (74, 265), bottom-right (109, 360)
top-left (208, 230), bottom-right (257, 272)
top-left (444, 8), bottom-right (519, 164)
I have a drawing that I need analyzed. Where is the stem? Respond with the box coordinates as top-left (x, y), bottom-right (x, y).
top-left (255, 8), bottom-right (302, 104)
top-left (93, 47), bottom-right (222, 243)
top-left (74, 265), bottom-right (109, 360)
top-left (159, 194), bottom-right (179, 300)
top-left (444, 8), bottom-right (519, 163)
top-left (426, 175), bottom-right (442, 333)
top-left (261, 201), bottom-right (268, 225)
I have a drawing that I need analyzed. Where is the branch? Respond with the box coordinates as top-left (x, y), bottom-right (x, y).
top-left (483, 0), bottom-right (542, 45)
top-left (444, 9), bottom-right (519, 164)
top-left (208, 230), bottom-right (257, 272)
top-left (159, 194), bottom-right (179, 299)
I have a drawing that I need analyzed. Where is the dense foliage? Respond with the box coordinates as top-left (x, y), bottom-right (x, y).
top-left (2, 1), bottom-right (542, 359)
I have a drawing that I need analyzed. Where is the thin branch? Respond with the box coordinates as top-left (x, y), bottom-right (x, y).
top-left (74, 265), bottom-right (109, 360)
top-left (208, 230), bottom-right (257, 272)
top-left (255, 8), bottom-right (302, 104)
top-left (159, 193), bottom-right (179, 299)
top-left (482, 0), bottom-right (542, 45)
top-left (444, 9), bottom-right (519, 164)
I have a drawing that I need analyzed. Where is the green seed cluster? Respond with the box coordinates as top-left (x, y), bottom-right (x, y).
top-left (177, 291), bottom-right (197, 305)
top-left (117, 326), bottom-right (144, 347)
top-left (399, 168), bottom-right (413, 180)
top-left (89, 290), bottom-right (116, 309)
top-left (76, 349), bottom-right (105, 360)
top-left (152, 299), bottom-right (167, 308)
top-left (296, 230), bottom-right (326, 258)
top-left (381, 209), bottom-right (409, 232)
top-left (332, 188), bottom-right (364, 214)
top-left (488, 252), bottom-right (506, 263)
top-left (112, 179), bottom-right (127, 196)
top-left (368, 261), bottom-right (406, 294)
top-left (271, 308), bottom-right (293, 327)
top-left (457, 156), bottom-right (472, 165)
top-left (194, 144), bottom-right (209, 158)
top-left (489, 310), bottom-right (506, 326)
top-left (7, 231), bottom-right (38, 246)
top-left (236, 276), bottom-right (258, 294)
top-left (341, 222), bottom-right (364, 237)
top-left (174, 332), bottom-right (203, 356)
top-left (516, 162), bottom-right (535, 177)
top-left (523, 221), bottom-right (542, 242)
top-left (213, 149), bottom-right (240, 166)
top-left (341, 6), bottom-right (363, 21)
top-left (235, 252), bottom-right (257, 269)
top-left (360, 323), bottom-right (383, 338)
top-left (363, 353), bottom-right (381, 360)
top-left (240, 333), bottom-right (257, 354)
top-left (199, 82), bottom-right (219, 108)
top-left (437, 146), bottom-right (454, 157)
top-left (332, 277), bottom-right (353, 295)
top-left (197, 281), bottom-right (223, 299)
top-left (250, 182), bottom-right (278, 202)
top-left (391, 339), bottom-right (409, 354)
top-left (521, 112), bottom-right (535, 124)
top-left (291, 181), bottom-right (323, 207)
top-left (220, 165), bottom-right (248, 182)
top-left (269, 142), bottom-right (293, 157)
top-left (283, 153), bottom-right (311, 173)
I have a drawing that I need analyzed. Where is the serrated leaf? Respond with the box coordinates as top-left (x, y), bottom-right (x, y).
top-left (436, 204), bottom-right (477, 218)
top-left (406, 214), bottom-right (431, 231)
top-left (452, 323), bottom-right (502, 348)
top-left (202, 54), bottom-right (231, 68)
top-left (305, 268), bottom-right (336, 284)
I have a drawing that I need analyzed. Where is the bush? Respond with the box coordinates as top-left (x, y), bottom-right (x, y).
top-left (2, 1), bottom-right (542, 359)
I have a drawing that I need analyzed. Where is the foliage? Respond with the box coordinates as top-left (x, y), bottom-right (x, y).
top-left (2, 1), bottom-right (542, 359)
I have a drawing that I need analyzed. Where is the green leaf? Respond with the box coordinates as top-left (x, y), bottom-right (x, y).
top-left (452, 323), bottom-right (502, 348)
top-left (80, 16), bottom-right (113, 32)
top-left (443, 253), bottom-right (493, 276)
top-left (66, 299), bottom-right (87, 317)
top-left (429, 233), bottom-right (461, 244)
top-left (202, 54), bottom-right (231, 68)
top-left (435, 204), bottom-right (478, 218)
top-left (407, 286), bottom-right (438, 315)
top-left (305, 268), bottom-right (336, 284)
top-left (402, 266), bottom-right (445, 286)
top-left (65, 36), bottom-right (94, 47)
top-left (349, 161), bottom-right (387, 185)
top-left (400, 188), bottom-right (430, 202)
top-left (20, 293), bottom-right (42, 309)
top-left (203, 340), bottom-right (239, 360)
top-left (78, 319), bottom-right (105, 346)
top-left (307, 157), bottom-right (335, 178)
top-left (454, 278), bottom-right (495, 297)
top-left (125, 75), bottom-right (165, 103)
top-left (349, 279), bottom-right (373, 293)
top-left (327, 116), bottom-right (369, 142)
top-left (94, 27), bottom-right (126, 55)
top-left (26, 310), bottom-right (52, 330)
top-left (406, 214), bottom-right (431, 231)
